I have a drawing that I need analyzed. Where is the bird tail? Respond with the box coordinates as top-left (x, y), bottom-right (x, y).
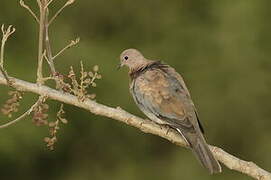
top-left (178, 129), bottom-right (222, 174)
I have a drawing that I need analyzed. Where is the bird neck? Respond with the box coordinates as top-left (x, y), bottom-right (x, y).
top-left (129, 60), bottom-right (163, 79)
top-left (129, 59), bottom-right (151, 72)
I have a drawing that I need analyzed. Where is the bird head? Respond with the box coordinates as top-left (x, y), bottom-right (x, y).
top-left (118, 49), bottom-right (148, 70)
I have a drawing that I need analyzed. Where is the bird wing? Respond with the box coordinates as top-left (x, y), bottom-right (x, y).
top-left (131, 67), bottom-right (199, 132)
top-left (165, 66), bottom-right (205, 133)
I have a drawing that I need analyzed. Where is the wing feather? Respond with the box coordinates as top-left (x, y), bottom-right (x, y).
top-left (131, 67), bottom-right (199, 132)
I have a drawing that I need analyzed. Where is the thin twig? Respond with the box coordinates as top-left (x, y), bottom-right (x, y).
top-left (0, 75), bottom-right (270, 180)
top-left (52, 38), bottom-right (80, 60)
top-left (19, 0), bottom-right (40, 23)
top-left (0, 97), bottom-right (43, 129)
top-left (36, 0), bottom-right (46, 84)
top-left (0, 67), bottom-right (11, 85)
top-left (44, 6), bottom-right (65, 90)
top-left (37, 0), bottom-right (41, 8)
top-left (44, 8), bottom-right (56, 74)
top-left (48, 0), bottom-right (76, 26)
top-left (41, 76), bottom-right (56, 82)
top-left (43, 52), bottom-right (50, 64)
top-left (1, 25), bottom-right (16, 67)
top-left (45, 0), bottom-right (54, 8)
top-left (0, 25), bottom-right (16, 85)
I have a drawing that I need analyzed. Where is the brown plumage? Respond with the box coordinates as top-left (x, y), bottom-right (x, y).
top-left (119, 49), bottom-right (221, 174)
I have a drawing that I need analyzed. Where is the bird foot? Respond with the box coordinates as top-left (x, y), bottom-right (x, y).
top-left (166, 126), bottom-right (171, 135)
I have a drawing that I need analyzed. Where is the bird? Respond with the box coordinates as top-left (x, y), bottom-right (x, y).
top-left (119, 48), bottom-right (221, 174)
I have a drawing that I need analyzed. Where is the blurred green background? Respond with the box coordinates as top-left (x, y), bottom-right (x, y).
top-left (0, 0), bottom-right (271, 179)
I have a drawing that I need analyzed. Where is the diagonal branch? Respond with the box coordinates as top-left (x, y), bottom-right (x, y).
top-left (52, 38), bottom-right (80, 60)
top-left (49, 0), bottom-right (76, 26)
top-left (19, 0), bottom-right (40, 23)
top-left (36, 0), bottom-right (47, 84)
top-left (44, 8), bottom-right (56, 75)
top-left (0, 74), bottom-right (270, 180)
top-left (0, 25), bottom-right (16, 85)
top-left (1, 25), bottom-right (16, 68)
top-left (0, 67), bottom-right (10, 85)
top-left (45, 0), bottom-right (53, 8)
top-left (211, 146), bottom-right (271, 180)
top-left (0, 97), bottom-right (44, 128)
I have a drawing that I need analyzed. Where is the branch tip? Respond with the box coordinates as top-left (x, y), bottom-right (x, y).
top-left (52, 37), bottom-right (80, 60)
top-left (49, 0), bottom-right (76, 25)
top-left (1, 24), bottom-right (16, 37)
top-left (45, 0), bottom-right (54, 8)
top-left (66, 0), bottom-right (76, 6)
top-left (1, 24), bottom-right (16, 83)
top-left (20, 0), bottom-right (40, 23)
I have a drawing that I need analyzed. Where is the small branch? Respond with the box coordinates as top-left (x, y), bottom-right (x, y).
top-left (0, 67), bottom-right (11, 85)
top-left (210, 146), bottom-right (271, 180)
top-left (41, 76), bottom-right (56, 82)
top-left (37, 0), bottom-right (41, 8)
top-left (48, 0), bottom-right (76, 26)
top-left (44, 8), bottom-right (56, 75)
top-left (44, 7), bottom-right (65, 90)
top-left (19, 0), bottom-right (40, 23)
top-left (52, 38), bottom-right (80, 60)
top-left (1, 25), bottom-right (16, 67)
top-left (0, 25), bottom-right (16, 85)
top-left (0, 97), bottom-right (43, 129)
top-left (36, 0), bottom-right (47, 84)
top-left (45, 0), bottom-right (53, 8)
top-left (0, 75), bottom-right (270, 180)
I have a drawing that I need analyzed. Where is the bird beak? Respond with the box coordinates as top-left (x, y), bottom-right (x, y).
top-left (117, 63), bottom-right (123, 70)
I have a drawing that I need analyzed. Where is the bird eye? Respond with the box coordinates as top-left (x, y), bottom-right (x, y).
top-left (124, 56), bottom-right (129, 60)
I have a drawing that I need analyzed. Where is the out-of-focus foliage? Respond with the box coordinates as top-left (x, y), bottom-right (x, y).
top-left (0, 0), bottom-right (271, 179)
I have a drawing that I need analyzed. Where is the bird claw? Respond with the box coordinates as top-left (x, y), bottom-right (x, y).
top-left (125, 118), bottom-right (131, 124)
top-left (166, 126), bottom-right (171, 135)
top-left (140, 121), bottom-right (145, 127)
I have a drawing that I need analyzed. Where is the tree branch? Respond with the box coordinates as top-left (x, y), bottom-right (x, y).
top-left (36, 0), bottom-right (47, 84)
top-left (52, 38), bottom-right (80, 60)
top-left (0, 97), bottom-right (43, 128)
top-left (1, 25), bottom-right (16, 68)
top-left (44, 7), bottom-right (56, 75)
top-left (0, 74), bottom-right (270, 180)
top-left (0, 25), bottom-right (16, 85)
top-left (19, 0), bottom-right (40, 23)
top-left (48, 0), bottom-right (76, 26)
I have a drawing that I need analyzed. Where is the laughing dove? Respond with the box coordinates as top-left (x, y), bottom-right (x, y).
top-left (119, 49), bottom-right (221, 174)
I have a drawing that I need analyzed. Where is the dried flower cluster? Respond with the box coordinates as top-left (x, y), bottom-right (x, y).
top-left (57, 62), bottom-right (102, 101)
top-left (32, 102), bottom-right (49, 126)
top-left (44, 104), bottom-right (68, 150)
top-left (1, 91), bottom-right (23, 117)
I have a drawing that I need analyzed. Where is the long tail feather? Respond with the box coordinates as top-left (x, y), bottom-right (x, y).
top-left (178, 128), bottom-right (222, 174)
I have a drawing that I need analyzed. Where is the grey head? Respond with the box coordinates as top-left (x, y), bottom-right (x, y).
top-left (119, 49), bottom-right (151, 70)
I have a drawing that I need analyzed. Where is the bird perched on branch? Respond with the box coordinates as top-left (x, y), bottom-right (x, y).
top-left (119, 49), bottom-right (221, 174)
